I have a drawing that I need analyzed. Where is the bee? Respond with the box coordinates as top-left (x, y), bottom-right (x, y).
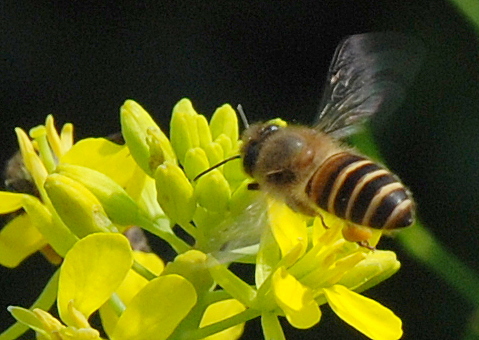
top-left (239, 32), bottom-right (423, 246)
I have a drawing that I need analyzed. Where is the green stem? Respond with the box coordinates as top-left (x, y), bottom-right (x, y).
top-left (140, 217), bottom-right (191, 254)
top-left (108, 293), bottom-right (126, 316)
top-left (397, 222), bottom-right (479, 307)
top-left (132, 259), bottom-right (157, 281)
top-left (179, 308), bottom-right (261, 340)
top-left (178, 222), bottom-right (198, 239)
top-left (448, 0), bottom-right (479, 33)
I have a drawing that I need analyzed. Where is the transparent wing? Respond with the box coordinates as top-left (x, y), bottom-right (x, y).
top-left (315, 32), bottom-right (424, 139)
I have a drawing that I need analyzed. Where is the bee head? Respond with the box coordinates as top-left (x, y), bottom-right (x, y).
top-left (241, 123), bottom-right (281, 176)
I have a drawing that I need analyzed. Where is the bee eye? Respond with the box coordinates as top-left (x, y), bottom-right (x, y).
top-left (259, 124), bottom-right (280, 138)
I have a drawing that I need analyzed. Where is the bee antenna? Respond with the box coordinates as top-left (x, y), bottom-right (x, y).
top-left (237, 104), bottom-right (250, 129)
top-left (193, 155), bottom-right (242, 181)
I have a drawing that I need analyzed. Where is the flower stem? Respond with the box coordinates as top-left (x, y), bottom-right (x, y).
top-left (397, 222), bottom-right (479, 307)
top-left (447, 0), bottom-right (479, 33)
top-left (108, 293), bottom-right (126, 316)
top-left (178, 308), bottom-right (261, 340)
top-left (132, 259), bottom-right (157, 281)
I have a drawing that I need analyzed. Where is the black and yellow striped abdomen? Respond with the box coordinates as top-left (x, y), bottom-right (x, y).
top-left (307, 152), bottom-right (414, 230)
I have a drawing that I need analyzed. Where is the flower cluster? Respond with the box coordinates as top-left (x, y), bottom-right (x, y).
top-left (0, 99), bottom-right (403, 339)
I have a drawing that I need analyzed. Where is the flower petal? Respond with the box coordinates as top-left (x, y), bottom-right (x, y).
top-left (0, 213), bottom-right (46, 268)
top-left (0, 192), bottom-right (24, 214)
top-left (338, 250), bottom-right (401, 292)
top-left (61, 138), bottom-right (137, 187)
top-left (8, 306), bottom-right (48, 335)
top-left (200, 299), bottom-right (246, 340)
top-left (112, 274), bottom-right (197, 340)
top-left (272, 267), bottom-right (321, 329)
top-left (323, 284), bottom-right (402, 340)
top-left (99, 251), bottom-right (164, 336)
top-left (58, 233), bottom-right (133, 326)
top-left (268, 200), bottom-right (308, 262)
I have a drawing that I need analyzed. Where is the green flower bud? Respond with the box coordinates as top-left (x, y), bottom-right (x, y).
top-left (229, 180), bottom-right (263, 216)
top-left (162, 250), bottom-right (214, 294)
top-left (155, 161), bottom-right (196, 225)
top-left (203, 142), bottom-right (224, 170)
top-left (195, 170), bottom-right (231, 213)
top-left (213, 133), bottom-right (234, 159)
top-left (183, 147), bottom-right (210, 181)
top-left (209, 104), bottom-right (239, 143)
top-left (55, 164), bottom-right (151, 228)
top-left (44, 174), bottom-right (115, 237)
top-left (195, 114), bottom-right (213, 149)
top-left (170, 98), bottom-right (201, 164)
top-left (120, 100), bottom-right (176, 176)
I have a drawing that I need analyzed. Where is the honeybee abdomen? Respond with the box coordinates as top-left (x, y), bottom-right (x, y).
top-left (307, 152), bottom-right (414, 230)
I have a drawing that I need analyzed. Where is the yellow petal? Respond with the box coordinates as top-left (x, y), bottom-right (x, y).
top-left (45, 115), bottom-right (64, 158)
top-left (0, 192), bottom-right (24, 214)
top-left (268, 199), bottom-right (308, 261)
top-left (58, 233), bottom-right (133, 326)
top-left (323, 285), bottom-right (402, 340)
top-left (272, 267), bottom-right (321, 329)
top-left (8, 306), bottom-right (49, 335)
top-left (15, 128), bottom-right (48, 190)
top-left (0, 213), bottom-right (46, 267)
top-left (60, 138), bottom-right (137, 187)
top-left (112, 274), bottom-right (197, 340)
top-left (99, 251), bottom-right (164, 337)
top-left (200, 299), bottom-right (246, 340)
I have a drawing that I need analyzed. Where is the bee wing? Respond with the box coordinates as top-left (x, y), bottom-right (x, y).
top-left (315, 32), bottom-right (424, 139)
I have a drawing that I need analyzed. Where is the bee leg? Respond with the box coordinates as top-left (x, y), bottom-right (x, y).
top-left (357, 240), bottom-right (376, 251)
top-left (247, 182), bottom-right (260, 190)
top-left (318, 212), bottom-right (329, 229)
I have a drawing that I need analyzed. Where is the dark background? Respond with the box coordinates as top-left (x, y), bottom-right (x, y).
top-left (2, 1), bottom-right (479, 339)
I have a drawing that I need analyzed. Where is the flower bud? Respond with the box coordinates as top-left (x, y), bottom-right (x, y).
top-left (44, 174), bottom-right (115, 237)
top-left (183, 147), bottom-right (210, 181)
top-left (21, 195), bottom-right (77, 257)
top-left (196, 114), bottom-right (213, 148)
top-left (195, 170), bottom-right (231, 213)
top-left (203, 142), bottom-right (224, 170)
top-left (120, 100), bottom-right (176, 176)
top-left (162, 250), bottom-right (214, 294)
top-left (213, 134), bottom-right (234, 159)
top-left (155, 161), bottom-right (196, 225)
top-left (170, 98), bottom-right (201, 164)
top-left (55, 164), bottom-right (151, 228)
top-left (209, 104), bottom-right (239, 143)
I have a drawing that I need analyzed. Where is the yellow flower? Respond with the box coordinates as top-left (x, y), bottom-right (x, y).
top-left (209, 200), bottom-right (403, 340)
top-left (8, 307), bottom-right (101, 340)
top-left (1, 99), bottom-right (406, 340)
